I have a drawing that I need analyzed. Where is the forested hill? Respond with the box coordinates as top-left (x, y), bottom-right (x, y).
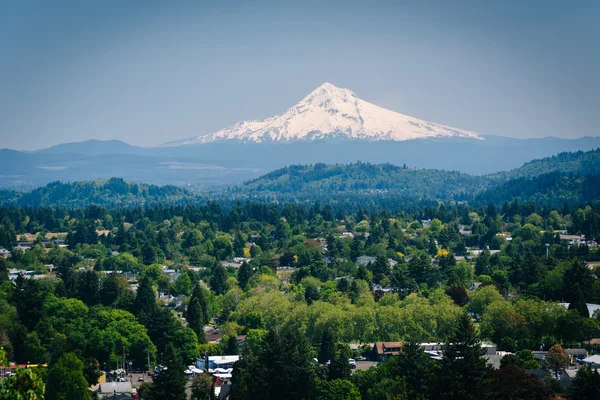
top-left (234, 162), bottom-right (490, 202)
top-left (476, 172), bottom-right (600, 207)
top-left (494, 147), bottom-right (600, 179)
top-left (1, 178), bottom-right (194, 208)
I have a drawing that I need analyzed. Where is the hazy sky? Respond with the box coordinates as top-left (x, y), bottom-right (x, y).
top-left (1, 0), bottom-right (598, 150)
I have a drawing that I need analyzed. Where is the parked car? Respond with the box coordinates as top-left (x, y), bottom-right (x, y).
top-left (348, 358), bottom-right (357, 369)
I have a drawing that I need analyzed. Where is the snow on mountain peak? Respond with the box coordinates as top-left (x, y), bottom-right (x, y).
top-left (170, 83), bottom-right (482, 145)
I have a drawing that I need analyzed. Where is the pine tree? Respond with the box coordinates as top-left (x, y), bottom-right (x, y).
top-left (210, 264), bottom-right (228, 295)
top-left (328, 343), bottom-right (351, 380)
top-left (438, 313), bottom-right (494, 400)
top-left (135, 276), bottom-right (157, 325)
top-left (318, 329), bottom-right (336, 364)
top-left (569, 366), bottom-right (600, 400)
top-left (187, 296), bottom-right (206, 344)
top-left (147, 343), bottom-right (187, 400)
top-left (237, 262), bottom-right (253, 289)
top-left (388, 341), bottom-right (437, 399)
top-left (568, 283), bottom-right (590, 317)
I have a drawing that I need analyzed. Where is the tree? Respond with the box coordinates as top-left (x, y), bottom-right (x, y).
top-left (445, 286), bottom-right (469, 307)
top-left (569, 366), bottom-right (600, 400)
top-left (494, 364), bottom-right (554, 400)
top-left (187, 296), bottom-right (206, 344)
top-left (546, 344), bottom-right (569, 379)
top-left (468, 285), bottom-right (503, 316)
top-left (173, 272), bottom-right (192, 296)
top-left (146, 343), bottom-right (187, 400)
top-left (135, 276), bottom-right (157, 324)
top-left (46, 353), bottom-right (92, 400)
top-left (0, 367), bottom-right (45, 400)
top-left (387, 341), bottom-right (437, 399)
top-left (237, 262), bottom-right (253, 289)
top-left (191, 373), bottom-right (214, 400)
top-left (569, 283), bottom-right (590, 318)
top-left (316, 379), bottom-right (360, 400)
top-left (210, 264), bottom-right (228, 295)
top-left (224, 335), bottom-right (240, 355)
top-left (77, 270), bottom-right (100, 306)
top-left (318, 329), bottom-right (336, 364)
top-left (438, 313), bottom-right (494, 400)
top-left (328, 343), bottom-right (351, 381)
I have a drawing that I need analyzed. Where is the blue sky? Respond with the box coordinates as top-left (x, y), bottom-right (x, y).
top-left (0, 0), bottom-right (598, 150)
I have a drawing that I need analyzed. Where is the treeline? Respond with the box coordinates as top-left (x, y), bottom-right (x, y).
top-left (2, 177), bottom-right (194, 208)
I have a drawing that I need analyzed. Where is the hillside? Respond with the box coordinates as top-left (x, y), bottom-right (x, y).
top-left (3, 178), bottom-right (194, 208)
top-left (476, 172), bottom-right (600, 207)
top-left (234, 162), bottom-right (490, 202)
top-left (494, 147), bottom-right (600, 179)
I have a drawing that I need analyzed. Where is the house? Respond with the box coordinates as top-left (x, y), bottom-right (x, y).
top-left (356, 256), bottom-right (376, 266)
top-left (196, 355), bottom-right (239, 372)
top-left (421, 219), bottom-right (432, 227)
top-left (559, 303), bottom-right (600, 318)
top-left (0, 248), bottom-right (9, 258)
top-left (565, 348), bottom-right (588, 363)
top-left (98, 382), bottom-right (134, 399)
top-left (373, 342), bottom-right (402, 361)
top-left (560, 234), bottom-right (586, 245)
top-left (582, 354), bottom-right (600, 370)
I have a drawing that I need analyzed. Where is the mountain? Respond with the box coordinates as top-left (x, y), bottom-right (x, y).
top-left (167, 82), bottom-right (482, 145)
top-left (34, 139), bottom-right (146, 156)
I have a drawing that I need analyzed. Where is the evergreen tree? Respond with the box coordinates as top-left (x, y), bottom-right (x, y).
top-left (224, 335), bottom-right (240, 355)
top-left (146, 343), bottom-right (187, 400)
top-left (318, 329), bottom-right (336, 364)
top-left (187, 296), bottom-right (206, 344)
top-left (210, 264), bottom-right (228, 295)
top-left (388, 341), bottom-right (437, 399)
top-left (135, 276), bottom-right (157, 325)
top-left (438, 313), bottom-right (494, 400)
top-left (328, 343), bottom-right (351, 381)
top-left (77, 270), bottom-right (100, 306)
top-left (569, 283), bottom-right (590, 318)
top-left (569, 366), bottom-right (600, 400)
top-left (237, 262), bottom-right (253, 289)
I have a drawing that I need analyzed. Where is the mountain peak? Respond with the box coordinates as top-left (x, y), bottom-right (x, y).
top-left (167, 84), bottom-right (483, 145)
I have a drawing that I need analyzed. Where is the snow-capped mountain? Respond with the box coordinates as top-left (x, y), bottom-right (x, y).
top-left (169, 82), bottom-right (482, 145)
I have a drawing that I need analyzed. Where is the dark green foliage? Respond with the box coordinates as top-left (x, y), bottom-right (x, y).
top-left (224, 335), bottom-right (240, 355)
top-left (5, 178), bottom-right (193, 208)
top-left (77, 270), bottom-right (100, 306)
top-left (494, 364), bottom-right (554, 400)
top-left (569, 284), bottom-right (590, 318)
top-left (231, 327), bottom-right (316, 400)
top-left (146, 343), bottom-right (187, 400)
top-left (46, 353), bottom-right (92, 400)
top-left (438, 313), bottom-right (495, 400)
top-left (387, 341), bottom-right (438, 399)
top-left (237, 261), bottom-right (253, 289)
top-left (187, 284), bottom-right (209, 343)
top-left (210, 264), bottom-right (228, 295)
top-left (191, 373), bottom-right (214, 400)
top-left (134, 276), bottom-right (157, 324)
top-left (569, 366), bottom-right (600, 400)
top-left (328, 343), bottom-right (351, 381)
top-left (318, 329), bottom-right (336, 364)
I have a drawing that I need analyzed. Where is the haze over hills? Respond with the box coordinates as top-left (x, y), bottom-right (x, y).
top-left (166, 83), bottom-right (482, 145)
top-left (2, 148), bottom-right (599, 209)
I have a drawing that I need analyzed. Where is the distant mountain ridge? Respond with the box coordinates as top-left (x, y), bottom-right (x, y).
top-left (166, 82), bottom-right (482, 145)
top-left (2, 148), bottom-right (600, 208)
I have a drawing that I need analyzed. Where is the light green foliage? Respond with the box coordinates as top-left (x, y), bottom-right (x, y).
top-left (468, 285), bottom-right (503, 316)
